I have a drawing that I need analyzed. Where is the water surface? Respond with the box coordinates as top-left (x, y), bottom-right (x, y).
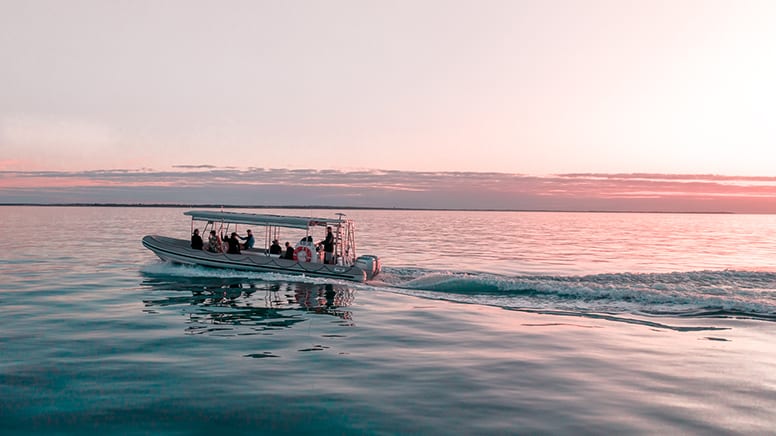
top-left (2, 206), bottom-right (775, 434)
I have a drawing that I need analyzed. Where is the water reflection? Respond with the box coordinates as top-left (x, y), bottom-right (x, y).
top-left (141, 278), bottom-right (355, 335)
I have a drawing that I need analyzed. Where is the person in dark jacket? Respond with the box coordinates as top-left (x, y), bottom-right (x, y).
top-left (319, 227), bottom-right (335, 264)
top-left (283, 242), bottom-right (294, 260)
top-left (191, 229), bottom-right (204, 250)
top-left (269, 239), bottom-right (282, 255)
top-left (226, 232), bottom-right (241, 254)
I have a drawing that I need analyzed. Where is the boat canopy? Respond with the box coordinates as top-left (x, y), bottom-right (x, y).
top-left (184, 210), bottom-right (345, 230)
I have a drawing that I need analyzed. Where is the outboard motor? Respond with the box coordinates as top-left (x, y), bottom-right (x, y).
top-left (355, 255), bottom-right (381, 280)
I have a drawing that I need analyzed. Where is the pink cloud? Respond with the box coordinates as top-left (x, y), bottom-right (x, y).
top-left (2, 168), bottom-right (776, 213)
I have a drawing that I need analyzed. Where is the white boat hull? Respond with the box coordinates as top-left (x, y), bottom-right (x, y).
top-left (142, 235), bottom-right (376, 282)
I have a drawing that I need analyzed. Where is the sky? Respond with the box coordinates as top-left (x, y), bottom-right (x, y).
top-left (1, 0), bottom-right (776, 212)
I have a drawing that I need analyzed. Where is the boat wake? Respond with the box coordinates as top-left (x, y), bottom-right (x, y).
top-left (140, 261), bottom-right (776, 323)
top-left (377, 267), bottom-right (776, 322)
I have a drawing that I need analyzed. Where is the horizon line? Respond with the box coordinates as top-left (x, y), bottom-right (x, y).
top-left (0, 202), bottom-right (742, 215)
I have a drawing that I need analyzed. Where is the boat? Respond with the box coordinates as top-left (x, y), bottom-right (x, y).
top-left (142, 210), bottom-right (381, 282)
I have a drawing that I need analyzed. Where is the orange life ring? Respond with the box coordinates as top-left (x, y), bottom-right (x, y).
top-left (294, 245), bottom-right (313, 262)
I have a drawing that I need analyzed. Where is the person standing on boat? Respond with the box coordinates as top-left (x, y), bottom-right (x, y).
top-left (207, 230), bottom-right (222, 253)
top-left (238, 229), bottom-right (255, 250)
top-left (320, 227), bottom-right (335, 264)
top-left (191, 229), bottom-right (204, 250)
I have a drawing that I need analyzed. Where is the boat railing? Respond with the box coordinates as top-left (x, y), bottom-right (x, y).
top-left (187, 213), bottom-right (359, 267)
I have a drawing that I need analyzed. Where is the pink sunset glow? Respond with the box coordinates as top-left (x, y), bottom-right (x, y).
top-left (1, 1), bottom-right (775, 211)
top-left (3, 168), bottom-right (776, 213)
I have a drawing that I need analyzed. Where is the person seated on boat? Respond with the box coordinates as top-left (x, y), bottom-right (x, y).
top-left (191, 228), bottom-right (204, 250)
top-left (226, 232), bottom-right (242, 254)
top-left (238, 229), bottom-right (255, 250)
top-left (283, 241), bottom-right (294, 259)
top-left (207, 230), bottom-right (222, 253)
top-left (269, 239), bottom-right (282, 255)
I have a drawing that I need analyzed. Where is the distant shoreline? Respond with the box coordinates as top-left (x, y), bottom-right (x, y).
top-left (0, 203), bottom-right (737, 214)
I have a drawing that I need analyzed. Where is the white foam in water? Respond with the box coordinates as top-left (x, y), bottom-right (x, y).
top-left (138, 263), bottom-right (776, 319)
top-left (384, 268), bottom-right (776, 319)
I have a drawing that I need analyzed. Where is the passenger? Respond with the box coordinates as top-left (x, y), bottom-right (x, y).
top-left (227, 232), bottom-right (242, 254)
top-left (284, 242), bottom-right (294, 260)
top-left (191, 228), bottom-right (204, 250)
top-left (269, 239), bottom-right (282, 255)
top-left (319, 226), bottom-right (334, 264)
top-left (238, 229), bottom-right (255, 250)
top-left (207, 230), bottom-right (222, 253)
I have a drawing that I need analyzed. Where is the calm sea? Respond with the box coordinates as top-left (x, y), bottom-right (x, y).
top-left (2, 206), bottom-right (775, 434)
